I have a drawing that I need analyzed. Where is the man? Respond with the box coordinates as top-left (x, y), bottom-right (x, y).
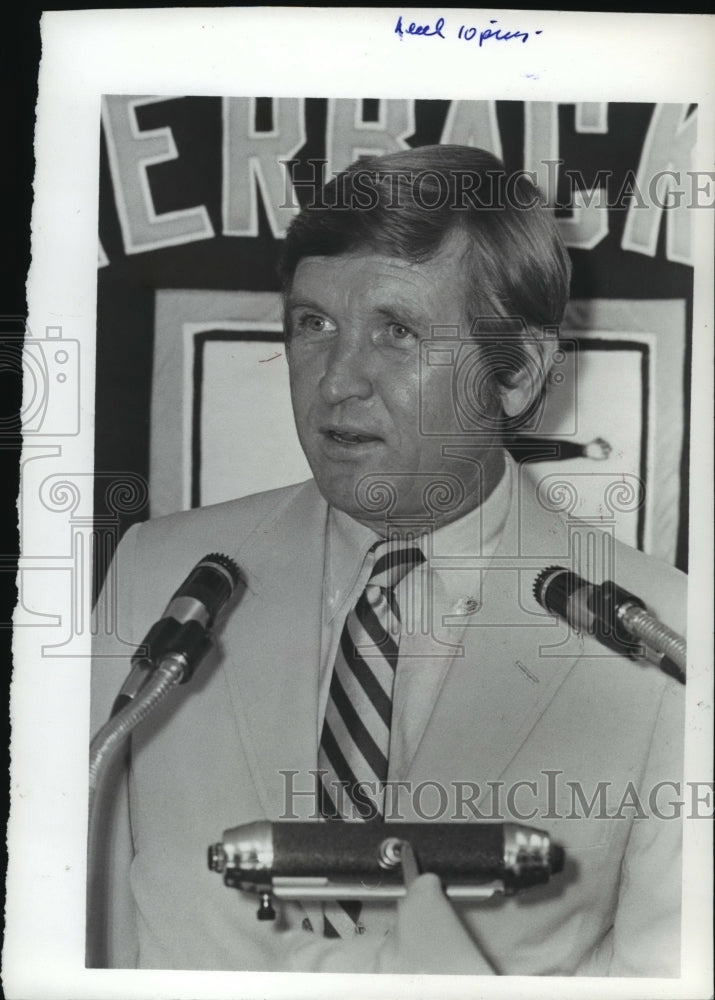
top-left (89, 145), bottom-right (686, 975)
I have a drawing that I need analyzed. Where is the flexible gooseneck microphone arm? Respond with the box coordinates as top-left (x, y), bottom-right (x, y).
top-left (87, 553), bottom-right (242, 968)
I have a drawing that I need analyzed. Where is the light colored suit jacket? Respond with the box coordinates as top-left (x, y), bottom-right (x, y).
top-left (89, 465), bottom-right (686, 975)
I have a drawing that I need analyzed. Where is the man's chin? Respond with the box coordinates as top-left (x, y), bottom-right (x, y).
top-left (312, 474), bottom-right (444, 529)
top-left (314, 481), bottom-right (380, 522)
top-left (311, 460), bottom-right (498, 531)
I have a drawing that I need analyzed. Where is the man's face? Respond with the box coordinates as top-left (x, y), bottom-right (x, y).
top-left (285, 239), bottom-right (507, 530)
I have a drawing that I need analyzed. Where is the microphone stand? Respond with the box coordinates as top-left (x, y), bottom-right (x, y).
top-left (89, 649), bottom-right (196, 816)
top-left (616, 603), bottom-right (686, 679)
top-left (86, 626), bottom-right (212, 967)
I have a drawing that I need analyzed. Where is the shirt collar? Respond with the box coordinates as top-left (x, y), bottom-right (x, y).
top-left (324, 506), bottom-right (383, 623)
top-left (429, 453), bottom-right (513, 611)
top-left (430, 450), bottom-right (513, 559)
top-left (324, 451), bottom-right (514, 623)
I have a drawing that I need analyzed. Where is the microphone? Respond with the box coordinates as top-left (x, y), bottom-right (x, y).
top-left (92, 551), bottom-right (242, 800)
top-left (533, 565), bottom-right (686, 682)
top-left (208, 820), bottom-right (565, 918)
top-left (88, 551), bottom-right (243, 963)
top-left (112, 552), bottom-right (242, 714)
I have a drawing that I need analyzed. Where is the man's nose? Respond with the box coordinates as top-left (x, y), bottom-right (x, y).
top-left (319, 335), bottom-right (373, 405)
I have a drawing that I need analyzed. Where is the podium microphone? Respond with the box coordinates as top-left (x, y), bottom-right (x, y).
top-left (91, 552), bottom-right (242, 802)
top-left (112, 552), bottom-right (241, 715)
top-left (208, 820), bottom-right (565, 918)
top-left (533, 566), bottom-right (686, 682)
top-left (87, 551), bottom-right (242, 966)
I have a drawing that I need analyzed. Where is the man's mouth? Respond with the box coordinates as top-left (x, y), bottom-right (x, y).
top-left (323, 428), bottom-right (381, 445)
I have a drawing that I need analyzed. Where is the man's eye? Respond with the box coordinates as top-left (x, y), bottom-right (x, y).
top-left (294, 313), bottom-right (336, 336)
top-left (388, 322), bottom-right (416, 343)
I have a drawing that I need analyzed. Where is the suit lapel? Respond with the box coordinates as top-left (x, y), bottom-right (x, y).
top-left (216, 465), bottom-right (587, 818)
top-left (404, 463), bottom-right (582, 802)
top-left (218, 481), bottom-right (328, 820)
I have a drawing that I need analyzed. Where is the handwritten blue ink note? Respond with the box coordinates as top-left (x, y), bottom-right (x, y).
top-left (393, 15), bottom-right (542, 46)
top-left (458, 19), bottom-right (542, 45)
top-left (394, 15), bottom-right (446, 39)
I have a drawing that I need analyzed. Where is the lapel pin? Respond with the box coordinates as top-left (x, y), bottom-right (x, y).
top-left (454, 596), bottom-right (481, 615)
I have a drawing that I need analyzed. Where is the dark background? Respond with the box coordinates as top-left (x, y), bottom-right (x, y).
top-left (95, 97), bottom-right (694, 571)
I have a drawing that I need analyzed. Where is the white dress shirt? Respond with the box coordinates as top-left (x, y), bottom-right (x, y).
top-left (318, 453), bottom-right (514, 779)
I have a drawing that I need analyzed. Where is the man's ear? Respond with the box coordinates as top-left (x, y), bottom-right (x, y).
top-left (499, 337), bottom-right (556, 419)
top-left (281, 294), bottom-right (292, 360)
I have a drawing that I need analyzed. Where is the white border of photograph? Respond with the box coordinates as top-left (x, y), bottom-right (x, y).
top-left (9, 9), bottom-right (714, 1000)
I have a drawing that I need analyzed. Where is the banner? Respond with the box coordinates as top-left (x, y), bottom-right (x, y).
top-left (95, 97), bottom-right (695, 573)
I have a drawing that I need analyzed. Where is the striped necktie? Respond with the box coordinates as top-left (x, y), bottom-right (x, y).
top-left (317, 538), bottom-right (425, 937)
